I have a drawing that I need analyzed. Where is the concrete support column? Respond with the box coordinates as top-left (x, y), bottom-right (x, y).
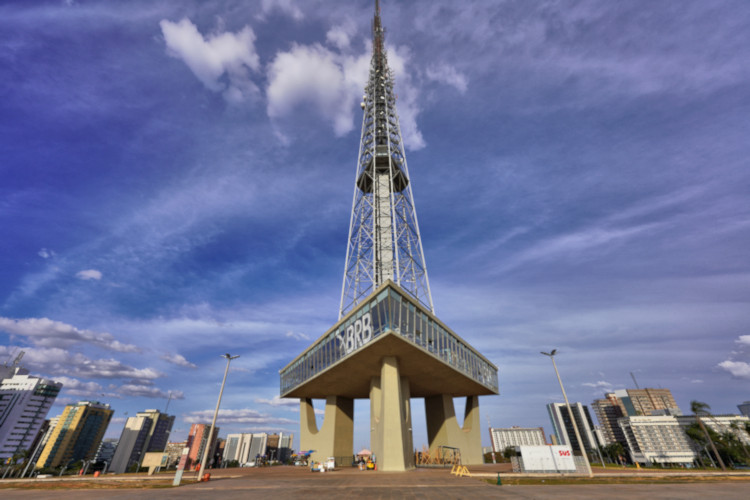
top-left (369, 356), bottom-right (414, 471)
top-left (299, 396), bottom-right (353, 465)
top-left (425, 394), bottom-right (482, 464)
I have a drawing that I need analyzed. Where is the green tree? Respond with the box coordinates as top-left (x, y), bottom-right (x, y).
top-left (602, 442), bottom-right (625, 464)
top-left (691, 400), bottom-right (726, 471)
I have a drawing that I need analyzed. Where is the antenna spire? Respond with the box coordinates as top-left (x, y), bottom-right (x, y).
top-left (340, 0), bottom-right (434, 318)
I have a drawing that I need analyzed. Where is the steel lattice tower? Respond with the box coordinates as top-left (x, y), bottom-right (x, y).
top-left (339, 0), bottom-right (434, 319)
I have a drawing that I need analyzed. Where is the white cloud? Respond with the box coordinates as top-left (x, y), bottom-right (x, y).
top-left (255, 395), bottom-right (298, 409)
top-left (385, 46), bottom-right (425, 150)
top-left (160, 18), bottom-right (260, 103)
top-left (284, 331), bottom-right (309, 341)
top-left (76, 269), bottom-right (102, 280)
top-left (266, 43), bottom-right (369, 137)
top-left (38, 248), bottom-right (56, 259)
top-left (736, 335), bottom-right (750, 346)
top-left (0, 317), bottom-right (140, 352)
top-left (0, 345), bottom-right (162, 382)
top-left (718, 360), bottom-right (750, 379)
top-left (259, 0), bottom-right (304, 21)
top-left (161, 353), bottom-right (197, 369)
top-left (425, 63), bottom-right (468, 93)
top-left (326, 22), bottom-right (354, 50)
top-left (183, 408), bottom-right (297, 426)
top-left (53, 376), bottom-right (108, 397)
top-left (119, 384), bottom-right (184, 399)
top-left (582, 380), bottom-right (614, 392)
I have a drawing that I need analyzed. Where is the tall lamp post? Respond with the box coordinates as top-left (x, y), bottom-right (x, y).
top-left (198, 353), bottom-right (239, 480)
top-left (541, 349), bottom-right (593, 477)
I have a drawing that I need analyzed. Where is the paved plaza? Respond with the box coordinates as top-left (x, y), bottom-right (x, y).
top-left (2, 466), bottom-right (750, 499)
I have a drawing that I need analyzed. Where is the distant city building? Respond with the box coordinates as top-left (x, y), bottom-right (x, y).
top-left (618, 415), bottom-right (696, 465)
top-left (185, 423), bottom-right (219, 470)
top-left (165, 441), bottom-right (186, 468)
top-left (94, 438), bottom-right (118, 465)
top-left (35, 401), bottom-right (113, 469)
top-left (223, 433), bottom-right (268, 464)
top-left (110, 409), bottom-right (174, 473)
top-left (0, 364), bottom-right (62, 461)
top-left (547, 403), bottom-right (601, 457)
top-left (738, 401), bottom-right (750, 418)
top-left (489, 427), bottom-right (546, 453)
top-left (266, 433), bottom-right (294, 462)
top-left (592, 388), bottom-right (681, 447)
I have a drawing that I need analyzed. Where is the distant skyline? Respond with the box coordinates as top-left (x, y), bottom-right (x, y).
top-left (2, 0), bottom-right (750, 449)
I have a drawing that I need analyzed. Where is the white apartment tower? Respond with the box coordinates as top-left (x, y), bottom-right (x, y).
top-left (0, 363), bottom-right (62, 461)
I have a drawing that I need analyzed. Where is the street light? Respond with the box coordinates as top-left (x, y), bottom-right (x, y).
top-left (198, 353), bottom-right (239, 480)
top-left (541, 349), bottom-right (593, 477)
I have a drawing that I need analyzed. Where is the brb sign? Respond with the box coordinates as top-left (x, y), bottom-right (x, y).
top-left (336, 312), bottom-right (373, 356)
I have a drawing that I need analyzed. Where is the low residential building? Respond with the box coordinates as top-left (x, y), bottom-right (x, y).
top-left (676, 414), bottom-right (750, 446)
top-left (618, 415), bottom-right (695, 465)
top-left (489, 427), bottom-right (546, 453)
top-left (165, 441), bottom-right (187, 468)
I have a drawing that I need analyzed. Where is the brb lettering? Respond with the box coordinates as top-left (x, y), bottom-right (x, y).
top-left (336, 312), bottom-right (373, 355)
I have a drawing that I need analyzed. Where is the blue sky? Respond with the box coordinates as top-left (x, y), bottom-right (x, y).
top-left (2, 0), bottom-right (750, 450)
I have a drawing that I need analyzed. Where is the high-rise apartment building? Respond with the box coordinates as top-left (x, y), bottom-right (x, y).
top-left (185, 423), bottom-right (219, 470)
top-left (489, 427), bottom-right (547, 453)
top-left (110, 409), bottom-right (174, 473)
top-left (35, 401), bottom-right (113, 469)
top-left (0, 365), bottom-right (62, 461)
top-left (547, 402), bottom-right (601, 456)
top-left (593, 388), bottom-right (681, 447)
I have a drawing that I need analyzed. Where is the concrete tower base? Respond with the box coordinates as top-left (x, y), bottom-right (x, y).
top-left (300, 396), bottom-right (353, 465)
top-left (425, 394), bottom-right (483, 465)
top-left (370, 356), bottom-right (415, 471)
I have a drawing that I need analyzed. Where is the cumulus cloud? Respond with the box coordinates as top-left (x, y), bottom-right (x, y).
top-left (736, 335), bottom-right (750, 346)
top-left (38, 248), bottom-right (56, 259)
top-left (425, 63), bottom-right (468, 93)
top-left (0, 345), bottom-right (162, 382)
top-left (259, 0), bottom-right (303, 21)
top-left (76, 269), bottom-right (102, 280)
top-left (266, 43), bottom-right (369, 136)
top-left (160, 18), bottom-right (260, 103)
top-left (0, 317), bottom-right (140, 352)
top-left (326, 22), bottom-right (354, 50)
top-left (161, 353), bottom-right (197, 369)
top-left (718, 360), bottom-right (750, 379)
top-left (183, 408), bottom-right (297, 426)
top-left (53, 376), bottom-right (107, 398)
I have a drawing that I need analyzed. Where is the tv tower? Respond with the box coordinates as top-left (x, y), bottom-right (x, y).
top-left (339, 0), bottom-right (433, 319)
top-left (280, 1), bottom-right (498, 472)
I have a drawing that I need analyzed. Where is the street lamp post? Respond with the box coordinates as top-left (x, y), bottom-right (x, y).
top-left (198, 353), bottom-right (239, 480)
top-left (541, 349), bottom-right (593, 477)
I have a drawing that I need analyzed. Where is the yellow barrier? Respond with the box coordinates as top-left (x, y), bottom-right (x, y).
top-left (450, 465), bottom-right (471, 477)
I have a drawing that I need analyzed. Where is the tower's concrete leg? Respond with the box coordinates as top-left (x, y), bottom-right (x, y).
top-left (299, 396), bottom-right (353, 465)
top-left (370, 356), bottom-right (414, 471)
top-left (425, 394), bottom-right (483, 465)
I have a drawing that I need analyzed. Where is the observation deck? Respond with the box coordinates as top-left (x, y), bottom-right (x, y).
top-left (280, 281), bottom-right (499, 399)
